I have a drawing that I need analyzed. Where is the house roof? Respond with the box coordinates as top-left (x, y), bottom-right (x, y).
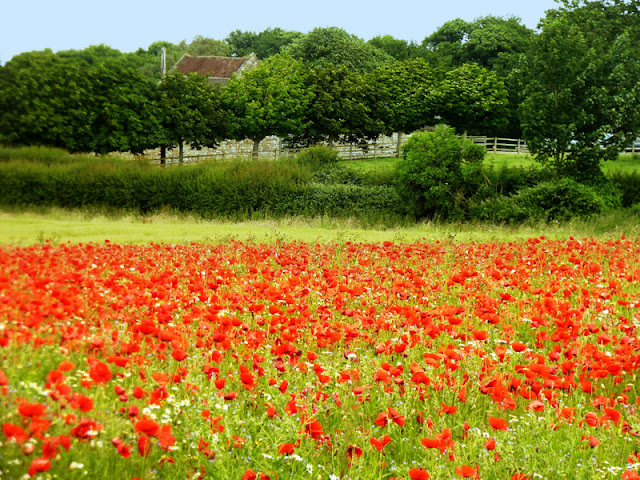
top-left (172, 54), bottom-right (258, 82)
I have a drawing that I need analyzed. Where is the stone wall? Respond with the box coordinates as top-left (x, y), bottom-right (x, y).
top-left (120, 133), bottom-right (408, 164)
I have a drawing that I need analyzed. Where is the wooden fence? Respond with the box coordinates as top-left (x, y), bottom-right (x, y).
top-left (468, 136), bottom-right (529, 154)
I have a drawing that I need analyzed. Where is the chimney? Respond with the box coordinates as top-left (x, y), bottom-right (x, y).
top-left (161, 47), bottom-right (167, 78)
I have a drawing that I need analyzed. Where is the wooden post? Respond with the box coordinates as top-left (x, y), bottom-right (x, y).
top-left (517, 139), bottom-right (521, 154)
top-left (349, 144), bottom-right (353, 160)
top-left (493, 137), bottom-right (497, 153)
top-left (374, 141), bottom-right (378, 159)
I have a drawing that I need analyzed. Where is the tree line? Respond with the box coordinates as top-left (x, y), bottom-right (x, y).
top-left (1, 0), bottom-right (639, 178)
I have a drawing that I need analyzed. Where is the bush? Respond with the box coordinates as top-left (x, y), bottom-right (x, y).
top-left (296, 146), bottom-right (340, 169)
top-left (395, 125), bottom-right (485, 219)
top-left (483, 165), bottom-right (554, 197)
top-left (608, 170), bottom-right (640, 207)
top-left (472, 178), bottom-right (609, 224)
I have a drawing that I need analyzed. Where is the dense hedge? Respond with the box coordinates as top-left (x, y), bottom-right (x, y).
top-left (0, 154), bottom-right (405, 221)
top-left (1, 146), bottom-right (639, 224)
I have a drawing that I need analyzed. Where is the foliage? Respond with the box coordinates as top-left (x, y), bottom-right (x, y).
top-left (517, 0), bottom-right (640, 181)
top-left (223, 55), bottom-right (313, 156)
top-left (367, 35), bottom-right (426, 61)
top-left (295, 146), bottom-right (340, 169)
top-left (368, 59), bottom-right (443, 136)
top-left (292, 64), bottom-right (383, 146)
top-left (424, 16), bottom-right (534, 72)
top-left (608, 170), bottom-right (640, 207)
top-left (0, 154), bottom-right (406, 220)
top-left (473, 178), bottom-right (611, 223)
top-left (156, 72), bottom-right (228, 161)
top-left (283, 27), bottom-right (394, 72)
top-left (395, 125), bottom-right (485, 219)
top-left (178, 35), bottom-right (230, 57)
top-left (0, 51), bottom-right (163, 154)
top-left (226, 28), bottom-right (303, 59)
top-left (438, 63), bottom-right (510, 135)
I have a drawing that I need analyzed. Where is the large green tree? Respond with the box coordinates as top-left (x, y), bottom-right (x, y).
top-left (223, 55), bottom-right (313, 157)
top-left (293, 64), bottom-right (382, 146)
top-left (367, 35), bottom-right (426, 61)
top-left (368, 59), bottom-right (443, 153)
top-left (226, 28), bottom-right (303, 59)
top-left (438, 63), bottom-right (510, 135)
top-left (0, 51), bottom-right (162, 153)
top-left (423, 16), bottom-right (534, 71)
top-left (517, 0), bottom-right (640, 180)
top-left (284, 27), bottom-right (393, 72)
top-left (157, 72), bottom-right (228, 163)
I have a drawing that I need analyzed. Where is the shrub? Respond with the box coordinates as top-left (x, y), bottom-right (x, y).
top-left (395, 125), bottom-right (485, 219)
top-left (608, 170), bottom-right (640, 207)
top-left (472, 178), bottom-right (609, 224)
top-left (296, 146), bottom-right (340, 169)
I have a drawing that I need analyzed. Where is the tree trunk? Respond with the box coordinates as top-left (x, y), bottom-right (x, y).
top-left (160, 146), bottom-right (166, 166)
top-left (252, 138), bottom-right (261, 159)
top-left (179, 141), bottom-right (184, 164)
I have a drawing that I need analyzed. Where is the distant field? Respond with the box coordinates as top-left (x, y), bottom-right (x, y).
top-left (342, 153), bottom-right (640, 175)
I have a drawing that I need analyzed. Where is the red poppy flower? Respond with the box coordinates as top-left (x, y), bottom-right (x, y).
top-left (278, 443), bottom-right (296, 455)
top-left (138, 434), bottom-right (151, 457)
top-left (242, 470), bottom-right (257, 480)
top-left (456, 464), bottom-right (479, 478)
top-left (488, 416), bottom-right (508, 431)
top-left (346, 444), bottom-right (363, 459)
top-left (135, 418), bottom-right (160, 437)
top-left (171, 349), bottom-right (188, 361)
top-left (408, 467), bottom-right (430, 480)
top-left (28, 458), bottom-right (51, 477)
top-left (18, 402), bottom-right (46, 418)
top-left (88, 361), bottom-right (112, 384)
top-left (3, 423), bottom-right (29, 443)
top-left (484, 438), bottom-right (496, 450)
top-left (370, 434), bottom-right (391, 452)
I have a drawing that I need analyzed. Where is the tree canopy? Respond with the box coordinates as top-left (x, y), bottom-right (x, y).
top-left (157, 72), bottom-right (228, 162)
top-left (0, 51), bottom-right (162, 153)
top-left (226, 28), bottom-right (303, 59)
top-left (223, 55), bottom-right (313, 156)
top-left (284, 27), bottom-right (394, 72)
top-left (517, 0), bottom-right (640, 180)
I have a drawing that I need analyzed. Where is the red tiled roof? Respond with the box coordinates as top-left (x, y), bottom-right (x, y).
top-left (173, 56), bottom-right (250, 79)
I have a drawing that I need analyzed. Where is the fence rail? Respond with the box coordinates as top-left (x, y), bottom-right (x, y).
top-left (468, 136), bottom-right (529, 154)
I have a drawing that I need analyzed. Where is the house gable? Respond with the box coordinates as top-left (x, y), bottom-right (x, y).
top-left (171, 53), bottom-right (258, 84)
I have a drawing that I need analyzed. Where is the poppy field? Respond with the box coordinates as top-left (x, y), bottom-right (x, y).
top-left (1, 237), bottom-right (640, 479)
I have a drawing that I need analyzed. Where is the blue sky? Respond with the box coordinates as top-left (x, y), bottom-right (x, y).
top-left (2, 0), bottom-right (560, 63)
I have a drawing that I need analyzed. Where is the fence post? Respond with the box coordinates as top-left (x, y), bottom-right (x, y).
top-left (374, 142), bottom-right (378, 159)
top-left (517, 139), bottom-right (521, 154)
top-left (349, 144), bottom-right (353, 160)
top-left (493, 137), bottom-right (497, 153)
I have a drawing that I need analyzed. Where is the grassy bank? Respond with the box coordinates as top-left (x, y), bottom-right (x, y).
top-left (1, 206), bottom-right (638, 246)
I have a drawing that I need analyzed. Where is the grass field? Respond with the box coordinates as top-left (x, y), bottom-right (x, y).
top-left (1, 206), bottom-right (640, 246)
top-left (341, 153), bottom-right (640, 175)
